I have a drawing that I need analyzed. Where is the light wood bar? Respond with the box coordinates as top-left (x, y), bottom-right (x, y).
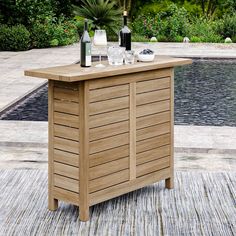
top-left (25, 56), bottom-right (192, 221)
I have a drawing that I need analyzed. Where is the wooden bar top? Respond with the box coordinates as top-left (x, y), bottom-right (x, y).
top-left (25, 56), bottom-right (192, 82)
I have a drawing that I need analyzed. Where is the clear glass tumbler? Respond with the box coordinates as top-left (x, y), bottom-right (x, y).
top-left (124, 50), bottom-right (135, 64)
top-left (107, 46), bottom-right (124, 66)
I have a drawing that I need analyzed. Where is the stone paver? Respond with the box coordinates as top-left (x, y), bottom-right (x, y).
top-left (0, 45), bottom-right (79, 112)
top-left (133, 42), bottom-right (236, 58)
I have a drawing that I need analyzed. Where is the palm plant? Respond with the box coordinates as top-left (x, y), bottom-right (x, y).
top-left (116, 0), bottom-right (132, 12)
top-left (74, 0), bottom-right (122, 33)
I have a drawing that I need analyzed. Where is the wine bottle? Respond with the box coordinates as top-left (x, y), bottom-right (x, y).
top-left (80, 19), bottom-right (91, 67)
top-left (119, 11), bottom-right (131, 50)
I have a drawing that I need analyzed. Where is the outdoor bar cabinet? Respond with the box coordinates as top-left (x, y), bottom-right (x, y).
top-left (25, 56), bottom-right (192, 221)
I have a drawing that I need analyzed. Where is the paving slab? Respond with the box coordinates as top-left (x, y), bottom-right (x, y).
top-left (0, 45), bottom-right (80, 113)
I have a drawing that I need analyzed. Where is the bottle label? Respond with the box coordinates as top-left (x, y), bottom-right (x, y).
top-left (85, 43), bottom-right (91, 66)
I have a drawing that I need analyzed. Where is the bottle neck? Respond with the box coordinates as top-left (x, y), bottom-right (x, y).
top-left (123, 15), bottom-right (127, 26)
top-left (84, 21), bottom-right (88, 31)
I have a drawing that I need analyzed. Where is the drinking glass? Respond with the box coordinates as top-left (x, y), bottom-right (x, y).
top-left (107, 46), bottom-right (124, 66)
top-left (93, 30), bottom-right (107, 68)
top-left (124, 50), bottom-right (135, 64)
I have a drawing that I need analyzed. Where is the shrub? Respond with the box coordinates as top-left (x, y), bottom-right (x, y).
top-left (232, 35), bottom-right (236, 43)
top-left (31, 17), bottom-right (79, 48)
top-left (0, 0), bottom-right (74, 26)
top-left (132, 34), bottom-right (149, 42)
top-left (50, 39), bottom-right (59, 47)
top-left (15, 0), bottom-right (55, 26)
top-left (188, 18), bottom-right (223, 43)
top-left (132, 14), bottom-right (161, 38)
top-left (53, 20), bottom-right (78, 46)
top-left (216, 14), bottom-right (236, 39)
top-left (157, 35), bottom-right (168, 42)
top-left (0, 24), bottom-right (30, 51)
top-left (138, 1), bottom-right (172, 16)
top-left (160, 4), bottom-right (189, 41)
top-left (190, 36), bottom-right (202, 43)
top-left (175, 35), bottom-right (184, 42)
top-left (132, 4), bottom-right (189, 42)
top-left (30, 22), bottom-right (53, 48)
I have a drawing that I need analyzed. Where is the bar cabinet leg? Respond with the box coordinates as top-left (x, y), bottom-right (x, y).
top-left (79, 206), bottom-right (90, 222)
top-left (165, 177), bottom-right (174, 189)
top-left (166, 68), bottom-right (175, 190)
top-left (48, 197), bottom-right (58, 211)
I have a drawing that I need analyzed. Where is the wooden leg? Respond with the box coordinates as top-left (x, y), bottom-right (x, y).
top-left (48, 196), bottom-right (58, 211)
top-left (79, 81), bottom-right (90, 222)
top-left (165, 177), bottom-right (174, 189)
top-left (79, 205), bottom-right (90, 221)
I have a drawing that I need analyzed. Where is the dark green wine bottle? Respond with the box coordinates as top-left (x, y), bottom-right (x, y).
top-left (80, 19), bottom-right (91, 67)
top-left (119, 11), bottom-right (131, 50)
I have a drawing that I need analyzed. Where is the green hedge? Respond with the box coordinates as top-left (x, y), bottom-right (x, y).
top-left (31, 18), bottom-right (79, 48)
top-left (0, 24), bottom-right (30, 51)
top-left (0, 18), bottom-right (79, 51)
top-left (132, 4), bottom-right (236, 43)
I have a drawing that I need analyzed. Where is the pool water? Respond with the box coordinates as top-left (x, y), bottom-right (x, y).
top-left (175, 59), bottom-right (236, 126)
top-left (1, 59), bottom-right (236, 126)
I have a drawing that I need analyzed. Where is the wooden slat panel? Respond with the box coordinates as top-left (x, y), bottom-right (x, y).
top-left (136, 156), bottom-right (170, 177)
top-left (54, 149), bottom-right (79, 167)
top-left (54, 137), bottom-right (79, 154)
top-left (89, 144), bottom-right (129, 167)
top-left (54, 112), bottom-right (79, 128)
top-left (136, 77), bottom-right (170, 94)
top-left (137, 111), bottom-right (170, 129)
top-left (54, 162), bottom-right (79, 179)
top-left (89, 167), bottom-right (171, 206)
top-left (54, 99), bottom-right (79, 115)
top-left (136, 88), bottom-right (170, 106)
top-left (54, 86), bottom-right (79, 102)
top-left (137, 122), bottom-right (170, 141)
top-left (137, 145), bottom-right (170, 165)
top-left (89, 169), bottom-right (129, 193)
top-left (89, 108), bottom-right (129, 128)
top-left (54, 124), bottom-right (79, 141)
top-left (90, 133), bottom-right (129, 154)
top-left (89, 69), bottom-right (172, 89)
top-left (89, 96), bottom-right (129, 115)
top-left (53, 186), bottom-right (79, 206)
top-left (89, 120), bottom-right (129, 141)
top-left (137, 133), bottom-right (170, 154)
top-left (54, 174), bottom-right (79, 193)
top-left (89, 157), bottom-right (129, 180)
top-left (90, 84), bottom-right (129, 102)
top-left (54, 81), bottom-right (79, 90)
top-left (137, 100), bottom-right (170, 118)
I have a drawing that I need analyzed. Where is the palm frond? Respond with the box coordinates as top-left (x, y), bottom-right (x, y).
top-left (74, 0), bottom-right (122, 33)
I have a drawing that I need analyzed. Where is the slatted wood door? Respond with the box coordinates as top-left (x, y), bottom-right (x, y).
top-left (88, 79), bottom-right (130, 195)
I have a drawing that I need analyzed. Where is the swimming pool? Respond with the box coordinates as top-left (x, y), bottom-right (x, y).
top-left (1, 59), bottom-right (236, 126)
